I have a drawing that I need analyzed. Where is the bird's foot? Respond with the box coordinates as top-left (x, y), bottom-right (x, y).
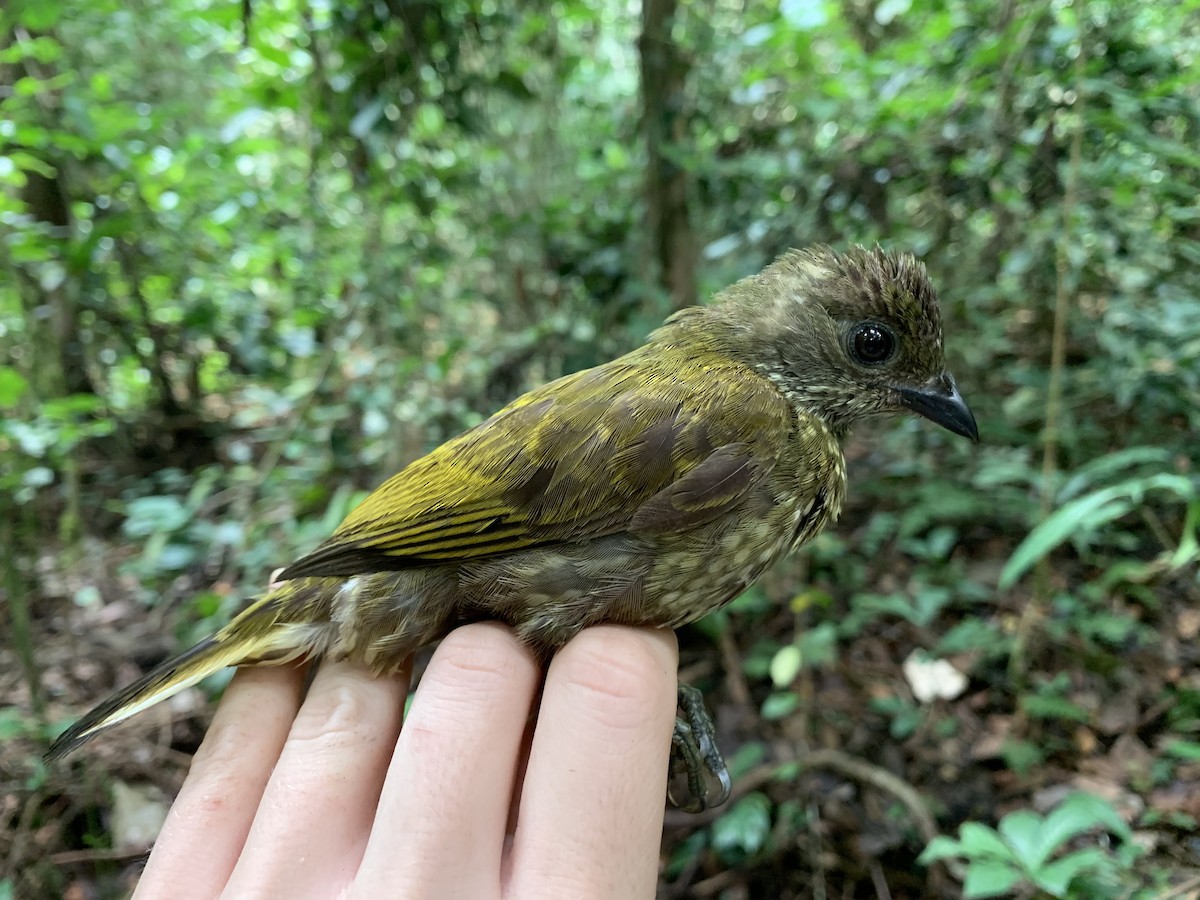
top-left (668, 683), bottom-right (731, 812)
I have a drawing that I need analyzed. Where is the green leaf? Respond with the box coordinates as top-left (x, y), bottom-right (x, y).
top-left (349, 97), bottom-right (385, 139)
top-left (1020, 693), bottom-right (1090, 723)
top-left (711, 792), bottom-right (772, 858)
top-left (1041, 793), bottom-right (1131, 848)
top-left (1058, 447), bottom-right (1172, 501)
top-left (663, 830), bottom-right (708, 880)
top-left (727, 741), bottom-right (767, 778)
top-left (728, 585), bottom-right (770, 614)
top-left (780, 0), bottom-right (828, 30)
top-left (795, 622), bottom-right (839, 667)
top-left (874, 0), bottom-right (912, 26)
top-left (220, 107), bottom-right (267, 143)
top-left (1171, 501), bottom-right (1200, 569)
top-left (155, 543), bottom-right (198, 571)
top-left (760, 692), bottom-right (800, 720)
top-left (1032, 848), bottom-right (1111, 896)
top-left (415, 103), bottom-right (445, 136)
top-left (0, 708), bottom-right (39, 741)
top-left (22, 466), bottom-right (53, 490)
top-left (18, 2), bottom-right (63, 29)
top-left (962, 859), bottom-right (1025, 898)
top-left (1164, 739), bottom-right (1200, 761)
top-left (958, 822), bottom-right (1018, 861)
top-left (9, 150), bottom-right (55, 178)
top-left (769, 644), bottom-right (803, 687)
top-left (122, 495), bottom-right (189, 537)
top-left (1000, 474), bottom-right (1198, 588)
top-left (997, 810), bottom-right (1044, 866)
top-left (937, 619), bottom-right (1008, 656)
top-left (1000, 739), bottom-right (1045, 775)
top-left (918, 835), bottom-right (964, 865)
top-left (888, 705), bottom-right (922, 740)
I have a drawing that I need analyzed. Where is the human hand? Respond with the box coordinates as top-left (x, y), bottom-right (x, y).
top-left (132, 622), bottom-right (678, 899)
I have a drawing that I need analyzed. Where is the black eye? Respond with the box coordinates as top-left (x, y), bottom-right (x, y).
top-left (848, 322), bottom-right (897, 365)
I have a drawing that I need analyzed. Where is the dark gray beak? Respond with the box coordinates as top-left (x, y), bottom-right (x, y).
top-left (897, 374), bottom-right (979, 442)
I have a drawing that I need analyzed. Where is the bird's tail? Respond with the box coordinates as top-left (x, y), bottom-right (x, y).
top-left (46, 578), bottom-right (335, 760)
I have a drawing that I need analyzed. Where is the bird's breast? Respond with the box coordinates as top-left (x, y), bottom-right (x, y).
top-left (644, 490), bottom-right (816, 629)
top-left (330, 420), bottom-right (847, 661)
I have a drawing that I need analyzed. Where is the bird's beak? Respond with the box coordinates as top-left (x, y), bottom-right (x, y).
top-left (897, 374), bottom-right (979, 442)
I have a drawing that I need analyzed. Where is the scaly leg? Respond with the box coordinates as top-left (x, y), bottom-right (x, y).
top-left (668, 683), bottom-right (732, 812)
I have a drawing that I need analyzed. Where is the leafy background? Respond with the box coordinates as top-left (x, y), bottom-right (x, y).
top-left (2, 0), bottom-right (1198, 897)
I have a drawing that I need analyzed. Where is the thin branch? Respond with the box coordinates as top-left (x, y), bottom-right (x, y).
top-left (665, 748), bottom-right (940, 847)
top-left (796, 749), bottom-right (940, 845)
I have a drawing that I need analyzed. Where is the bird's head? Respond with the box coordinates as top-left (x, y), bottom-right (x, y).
top-left (709, 244), bottom-right (978, 441)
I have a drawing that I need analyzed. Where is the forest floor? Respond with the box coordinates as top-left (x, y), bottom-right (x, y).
top-left (5, 482), bottom-right (1200, 899)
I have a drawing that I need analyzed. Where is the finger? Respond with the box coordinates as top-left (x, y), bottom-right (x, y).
top-left (351, 622), bottom-right (541, 899)
top-left (134, 664), bottom-right (306, 900)
top-left (223, 658), bottom-right (410, 898)
top-left (505, 626), bottom-right (677, 900)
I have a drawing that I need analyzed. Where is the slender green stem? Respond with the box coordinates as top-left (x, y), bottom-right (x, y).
top-left (1010, 0), bottom-right (1087, 682)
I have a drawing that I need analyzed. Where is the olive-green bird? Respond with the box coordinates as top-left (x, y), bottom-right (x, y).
top-left (48, 245), bottom-right (977, 809)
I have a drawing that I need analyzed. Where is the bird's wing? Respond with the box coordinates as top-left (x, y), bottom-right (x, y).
top-left (277, 354), bottom-right (792, 578)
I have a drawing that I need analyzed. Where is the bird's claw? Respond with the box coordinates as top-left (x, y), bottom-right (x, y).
top-left (668, 683), bottom-right (731, 812)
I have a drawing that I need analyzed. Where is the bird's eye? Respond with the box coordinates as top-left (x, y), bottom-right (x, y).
top-left (848, 322), bottom-right (897, 366)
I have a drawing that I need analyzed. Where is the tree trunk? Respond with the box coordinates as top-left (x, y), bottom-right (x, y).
top-left (639, 0), bottom-right (696, 311)
top-left (20, 169), bottom-right (95, 397)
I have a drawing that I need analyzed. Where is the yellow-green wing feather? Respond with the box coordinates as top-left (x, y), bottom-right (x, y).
top-left (279, 348), bottom-right (792, 578)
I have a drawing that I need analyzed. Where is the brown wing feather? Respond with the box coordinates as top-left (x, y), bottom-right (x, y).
top-left (278, 349), bottom-right (791, 579)
top-left (629, 443), bottom-right (762, 535)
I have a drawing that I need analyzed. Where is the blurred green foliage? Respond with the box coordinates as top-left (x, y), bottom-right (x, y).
top-left (3, 0), bottom-right (1199, 896)
top-left (919, 791), bottom-right (1139, 898)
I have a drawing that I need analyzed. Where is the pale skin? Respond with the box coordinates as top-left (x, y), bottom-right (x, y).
top-left (132, 623), bottom-right (678, 900)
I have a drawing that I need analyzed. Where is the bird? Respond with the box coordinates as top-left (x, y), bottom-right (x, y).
top-left (47, 245), bottom-right (977, 809)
